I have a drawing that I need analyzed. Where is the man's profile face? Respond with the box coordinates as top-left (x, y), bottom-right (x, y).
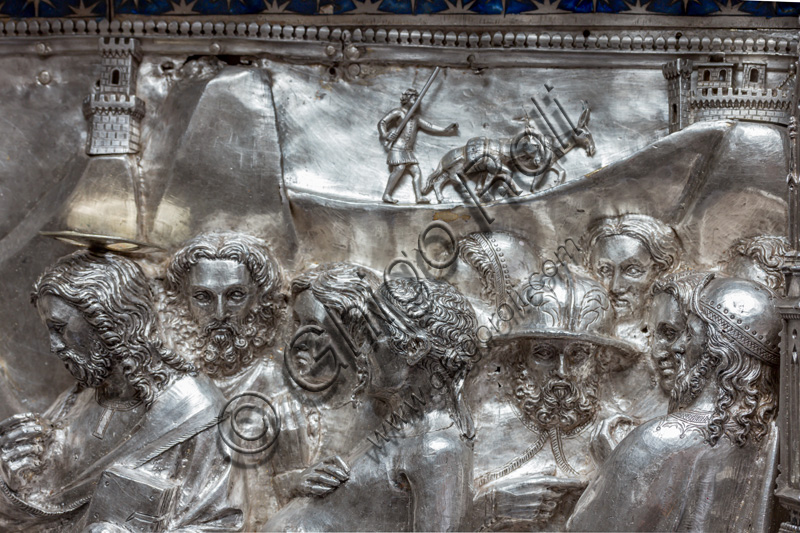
top-left (650, 292), bottom-right (683, 394)
top-left (289, 288), bottom-right (406, 394)
top-left (288, 290), bottom-right (350, 389)
top-left (37, 294), bottom-right (111, 388)
top-left (187, 259), bottom-right (255, 329)
top-left (591, 235), bottom-right (657, 320)
top-left (402, 93), bottom-right (418, 108)
top-left (665, 309), bottom-right (709, 412)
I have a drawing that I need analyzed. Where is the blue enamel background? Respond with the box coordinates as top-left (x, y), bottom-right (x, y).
top-left (1, 0), bottom-right (798, 19)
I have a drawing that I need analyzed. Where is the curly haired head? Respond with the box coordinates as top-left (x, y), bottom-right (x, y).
top-left (32, 250), bottom-right (193, 407)
top-left (379, 277), bottom-right (480, 380)
top-left (722, 235), bottom-right (789, 293)
top-left (583, 214), bottom-right (682, 274)
top-left (688, 276), bottom-right (779, 447)
top-left (701, 322), bottom-right (777, 447)
top-left (164, 232), bottom-right (284, 378)
top-left (379, 277), bottom-right (480, 437)
top-left (291, 263), bottom-right (382, 401)
top-left (292, 266), bottom-right (480, 437)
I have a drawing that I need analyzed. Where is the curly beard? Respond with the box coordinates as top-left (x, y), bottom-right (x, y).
top-left (515, 369), bottom-right (598, 432)
top-left (162, 304), bottom-right (271, 379)
top-left (56, 341), bottom-right (112, 389)
top-left (669, 352), bottom-right (713, 413)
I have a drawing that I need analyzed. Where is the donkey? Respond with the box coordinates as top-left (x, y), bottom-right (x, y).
top-left (528, 101), bottom-right (595, 190)
top-left (423, 102), bottom-right (595, 203)
top-left (422, 127), bottom-right (534, 204)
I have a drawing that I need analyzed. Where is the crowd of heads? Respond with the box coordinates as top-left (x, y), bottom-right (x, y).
top-left (29, 220), bottom-right (787, 448)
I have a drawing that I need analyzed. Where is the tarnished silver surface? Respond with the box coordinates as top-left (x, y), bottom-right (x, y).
top-left (0, 15), bottom-right (797, 532)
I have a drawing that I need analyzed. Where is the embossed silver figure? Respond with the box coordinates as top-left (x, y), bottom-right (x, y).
top-left (568, 275), bottom-right (780, 532)
top-left (268, 264), bottom-right (480, 531)
top-left (163, 231), bottom-right (285, 385)
top-left (583, 214), bottom-right (683, 340)
top-left (581, 214), bottom-right (683, 423)
top-left (162, 231), bottom-right (320, 529)
top-left (378, 84), bottom-right (459, 204)
top-left (470, 264), bottom-right (636, 531)
top-left (0, 250), bottom-right (240, 531)
top-left (649, 270), bottom-right (711, 396)
top-left (719, 234), bottom-right (790, 293)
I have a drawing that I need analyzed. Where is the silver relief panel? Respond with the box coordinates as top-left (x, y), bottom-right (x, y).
top-left (0, 15), bottom-right (797, 533)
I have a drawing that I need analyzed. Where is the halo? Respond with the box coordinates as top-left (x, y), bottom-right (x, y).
top-left (39, 231), bottom-right (164, 255)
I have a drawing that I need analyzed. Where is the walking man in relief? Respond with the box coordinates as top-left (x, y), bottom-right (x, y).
top-left (378, 77), bottom-right (458, 204)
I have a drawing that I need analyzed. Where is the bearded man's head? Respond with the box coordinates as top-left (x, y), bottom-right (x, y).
top-left (164, 232), bottom-right (284, 379)
top-left (32, 250), bottom-right (192, 406)
top-left (509, 340), bottom-right (599, 433)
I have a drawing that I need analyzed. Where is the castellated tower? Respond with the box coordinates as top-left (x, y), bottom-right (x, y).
top-left (663, 56), bottom-right (791, 134)
top-left (83, 37), bottom-right (145, 155)
top-left (663, 58), bottom-right (693, 134)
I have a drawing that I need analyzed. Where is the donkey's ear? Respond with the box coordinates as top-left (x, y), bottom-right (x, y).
top-left (578, 101), bottom-right (590, 128)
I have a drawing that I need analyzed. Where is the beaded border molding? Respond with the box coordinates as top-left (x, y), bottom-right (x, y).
top-left (0, 19), bottom-right (796, 52)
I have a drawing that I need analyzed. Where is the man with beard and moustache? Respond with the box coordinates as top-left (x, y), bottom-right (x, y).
top-left (469, 264), bottom-right (637, 531)
top-left (162, 231), bottom-right (286, 389)
top-left (568, 274), bottom-right (780, 532)
top-left (0, 250), bottom-right (241, 531)
top-left (162, 232), bottom-right (323, 529)
top-left (649, 271), bottom-right (711, 398)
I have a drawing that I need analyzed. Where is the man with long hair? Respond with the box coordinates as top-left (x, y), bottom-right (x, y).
top-left (0, 250), bottom-right (240, 531)
top-left (568, 274), bottom-right (780, 531)
top-left (266, 263), bottom-right (480, 531)
top-left (163, 231), bottom-right (285, 385)
top-left (582, 214), bottom-right (684, 423)
top-left (163, 232), bottom-right (322, 529)
top-left (583, 214), bottom-right (682, 347)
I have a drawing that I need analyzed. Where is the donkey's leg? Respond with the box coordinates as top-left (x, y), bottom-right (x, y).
top-left (552, 161), bottom-right (567, 185)
top-left (425, 163), bottom-right (444, 195)
top-left (499, 165), bottom-right (523, 196)
top-left (433, 172), bottom-right (449, 203)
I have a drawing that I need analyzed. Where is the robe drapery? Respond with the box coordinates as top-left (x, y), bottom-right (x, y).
top-left (0, 374), bottom-right (242, 532)
top-left (567, 414), bottom-right (778, 532)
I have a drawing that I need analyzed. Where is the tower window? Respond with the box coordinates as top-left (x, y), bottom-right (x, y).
top-left (671, 103), bottom-right (677, 123)
top-left (111, 69), bottom-right (120, 85)
top-left (703, 70), bottom-right (710, 81)
top-left (750, 69), bottom-right (760, 83)
top-left (719, 70), bottom-right (726, 82)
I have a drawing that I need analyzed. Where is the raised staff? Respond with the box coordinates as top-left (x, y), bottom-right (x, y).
top-left (378, 67), bottom-right (459, 204)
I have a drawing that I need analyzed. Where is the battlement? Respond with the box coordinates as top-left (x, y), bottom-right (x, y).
top-left (83, 93), bottom-right (146, 120)
top-left (662, 59), bottom-right (692, 80)
top-left (688, 87), bottom-right (791, 126)
top-left (690, 87), bottom-right (788, 100)
top-left (98, 37), bottom-right (142, 62)
top-left (664, 57), bottom-right (793, 132)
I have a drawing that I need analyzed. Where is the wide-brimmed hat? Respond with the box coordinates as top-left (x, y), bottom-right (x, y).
top-left (489, 263), bottom-right (638, 360)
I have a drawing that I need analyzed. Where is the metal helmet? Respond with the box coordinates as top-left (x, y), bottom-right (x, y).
top-left (695, 276), bottom-right (780, 367)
